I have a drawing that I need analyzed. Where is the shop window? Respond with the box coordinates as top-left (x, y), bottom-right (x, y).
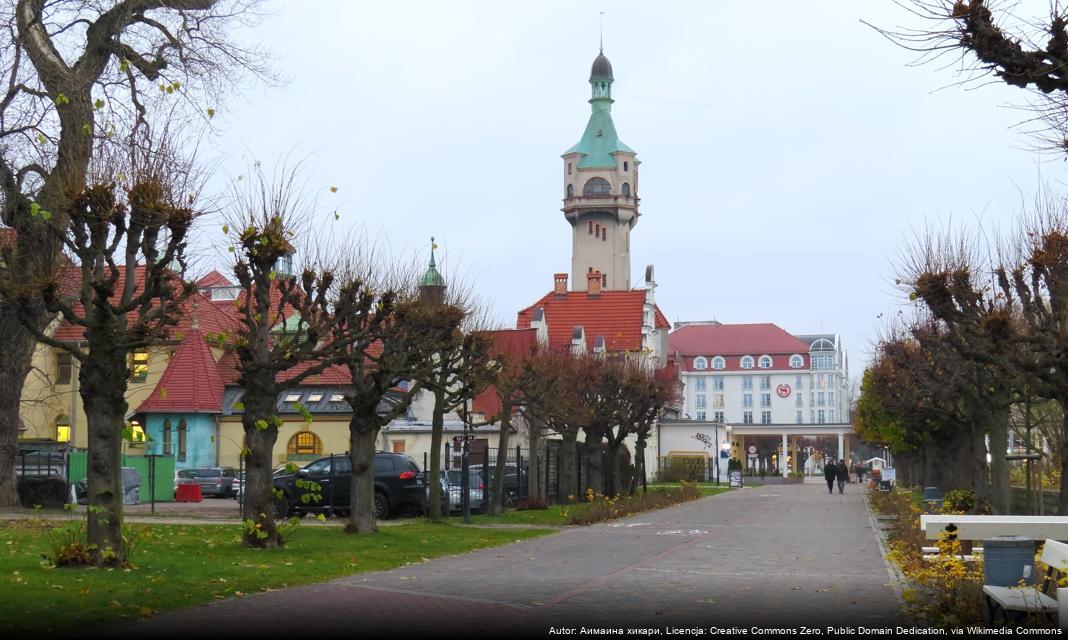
top-left (287, 431), bottom-right (322, 456)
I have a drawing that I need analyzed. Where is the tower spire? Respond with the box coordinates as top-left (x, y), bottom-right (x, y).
top-left (419, 236), bottom-right (446, 305)
top-left (600, 11), bottom-right (605, 51)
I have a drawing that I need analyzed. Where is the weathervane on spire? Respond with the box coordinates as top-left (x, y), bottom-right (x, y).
top-left (600, 11), bottom-right (606, 51)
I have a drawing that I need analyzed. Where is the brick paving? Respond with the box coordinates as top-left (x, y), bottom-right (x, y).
top-left (99, 483), bottom-right (903, 638)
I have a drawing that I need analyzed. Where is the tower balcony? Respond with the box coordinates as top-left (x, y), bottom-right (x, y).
top-left (561, 194), bottom-right (640, 210)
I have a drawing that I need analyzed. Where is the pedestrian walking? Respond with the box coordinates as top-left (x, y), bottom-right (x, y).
top-left (836, 459), bottom-right (849, 494)
top-left (823, 459), bottom-right (837, 495)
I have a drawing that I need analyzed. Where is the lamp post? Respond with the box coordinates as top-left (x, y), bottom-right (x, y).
top-left (722, 424), bottom-right (733, 485)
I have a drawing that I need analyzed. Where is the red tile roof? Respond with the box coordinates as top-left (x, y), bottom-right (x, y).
top-left (515, 289), bottom-right (669, 353)
top-left (668, 323), bottom-right (812, 372)
top-left (470, 329), bottom-right (539, 419)
top-left (196, 270), bottom-right (233, 288)
top-left (137, 328), bottom-right (225, 413)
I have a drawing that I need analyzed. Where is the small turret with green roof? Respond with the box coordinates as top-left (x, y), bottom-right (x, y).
top-left (419, 237), bottom-right (446, 305)
top-left (565, 48), bottom-right (636, 169)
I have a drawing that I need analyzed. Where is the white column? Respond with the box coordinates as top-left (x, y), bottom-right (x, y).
top-left (782, 432), bottom-right (789, 478)
top-left (837, 432), bottom-right (844, 463)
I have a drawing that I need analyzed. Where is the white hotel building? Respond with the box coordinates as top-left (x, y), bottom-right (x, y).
top-left (657, 321), bottom-right (853, 479)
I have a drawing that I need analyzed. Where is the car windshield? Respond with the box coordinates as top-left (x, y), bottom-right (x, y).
top-left (177, 469), bottom-right (195, 478)
top-left (193, 468), bottom-right (221, 478)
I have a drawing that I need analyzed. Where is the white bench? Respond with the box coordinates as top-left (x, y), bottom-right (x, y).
top-left (983, 539), bottom-right (1068, 625)
top-left (920, 515), bottom-right (1068, 542)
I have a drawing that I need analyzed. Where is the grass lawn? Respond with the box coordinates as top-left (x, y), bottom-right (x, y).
top-left (646, 482), bottom-right (733, 497)
top-left (0, 517), bottom-right (553, 634)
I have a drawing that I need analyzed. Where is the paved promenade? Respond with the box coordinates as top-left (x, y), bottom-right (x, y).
top-left (106, 483), bottom-right (903, 637)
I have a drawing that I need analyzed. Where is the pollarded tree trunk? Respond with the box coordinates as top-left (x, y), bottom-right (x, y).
top-left (987, 406), bottom-right (1011, 514)
top-left (79, 347), bottom-right (129, 566)
top-left (0, 304), bottom-right (37, 507)
top-left (346, 418), bottom-right (379, 534)
top-left (581, 429), bottom-right (604, 499)
top-left (427, 387), bottom-right (445, 522)
top-left (558, 429), bottom-right (578, 501)
top-left (487, 401), bottom-right (512, 516)
top-left (241, 383), bottom-right (282, 549)
top-left (1058, 404), bottom-right (1068, 515)
top-left (526, 422), bottom-right (541, 502)
top-left (605, 441), bottom-right (624, 498)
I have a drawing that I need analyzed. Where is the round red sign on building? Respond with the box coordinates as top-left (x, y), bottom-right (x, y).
top-left (776, 384), bottom-right (791, 398)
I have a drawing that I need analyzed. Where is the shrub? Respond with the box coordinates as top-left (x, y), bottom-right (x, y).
top-left (45, 521), bottom-right (93, 567)
top-left (660, 457), bottom-right (705, 482)
top-left (516, 497), bottom-right (548, 511)
top-left (941, 489), bottom-right (990, 515)
top-left (562, 483), bottom-right (701, 525)
top-left (18, 477), bottom-right (68, 508)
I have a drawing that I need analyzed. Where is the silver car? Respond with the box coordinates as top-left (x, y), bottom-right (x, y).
top-left (427, 469), bottom-right (483, 513)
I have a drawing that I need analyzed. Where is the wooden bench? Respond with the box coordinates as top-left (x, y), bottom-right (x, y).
top-left (918, 515), bottom-right (1068, 564)
top-left (983, 539), bottom-right (1068, 625)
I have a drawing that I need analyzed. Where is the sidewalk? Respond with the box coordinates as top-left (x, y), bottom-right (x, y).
top-left (98, 483), bottom-right (902, 637)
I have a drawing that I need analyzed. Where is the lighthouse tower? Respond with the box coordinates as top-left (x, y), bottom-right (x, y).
top-left (561, 49), bottom-right (639, 292)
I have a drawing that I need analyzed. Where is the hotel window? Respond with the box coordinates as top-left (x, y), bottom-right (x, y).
top-left (743, 411), bottom-right (753, 424)
top-left (695, 395), bottom-right (707, 410)
top-left (713, 394), bottom-right (725, 408)
top-left (712, 376), bottom-right (724, 390)
top-left (177, 419), bottom-right (187, 462)
top-left (740, 356), bottom-right (754, 369)
top-left (758, 355), bottom-right (772, 369)
top-left (696, 412), bottom-right (706, 421)
top-left (588, 220), bottom-right (593, 234)
top-left (828, 391), bottom-right (835, 406)
top-left (742, 393), bottom-right (753, 408)
top-left (795, 393), bottom-right (803, 408)
top-left (693, 357), bottom-right (708, 370)
top-left (818, 410), bottom-right (826, 424)
top-left (56, 353), bottom-right (72, 385)
top-left (760, 393), bottom-right (771, 408)
top-left (694, 377), bottom-right (707, 392)
top-left (742, 376), bottom-right (753, 390)
top-left (796, 410), bottom-right (803, 424)
top-left (810, 392), bottom-right (815, 406)
top-left (130, 350), bottom-right (149, 383)
top-left (829, 409), bottom-right (835, 422)
top-left (761, 411), bottom-right (771, 424)
top-left (711, 357), bottom-right (726, 369)
top-left (795, 375), bottom-right (803, 390)
top-left (713, 411), bottom-right (724, 423)
top-left (818, 392), bottom-right (825, 407)
top-left (810, 410), bottom-right (815, 423)
top-left (601, 227), bottom-right (607, 241)
top-left (760, 375), bottom-right (771, 390)
top-left (790, 354), bottom-right (804, 368)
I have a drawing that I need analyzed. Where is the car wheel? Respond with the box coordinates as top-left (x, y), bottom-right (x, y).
top-left (373, 492), bottom-right (390, 520)
top-left (273, 494), bottom-right (291, 519)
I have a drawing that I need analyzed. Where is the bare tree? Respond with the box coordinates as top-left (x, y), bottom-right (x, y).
top-left (1, 141), bottom-right (199, 564)
top-left (224, 165), bottom-right (354, 549)
top-left (0, 0), bottom-right (269, 506)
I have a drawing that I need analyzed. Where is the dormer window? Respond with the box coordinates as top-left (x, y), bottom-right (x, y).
top-left (758, 355), bottom-right (773, 369)
top-left (790, 354), bottom-right (804, 368)
top-left (740, 356), bottom-right (755, 369)
top-left (711, 356), bottom-right (726, 370)
top-left (693, 357), bottom-right (708, 370)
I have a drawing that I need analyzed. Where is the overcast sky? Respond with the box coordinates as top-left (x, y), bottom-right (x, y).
top-left (201, 0), bottom-right (1056, 374)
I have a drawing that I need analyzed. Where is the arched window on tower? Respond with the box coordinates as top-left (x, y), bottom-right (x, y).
top-left (621, 182), bottom-right (631, 198)
top-left (583, 177), bottom-right (611, 196)
top-left (567, 184), bottom-right (574, 199)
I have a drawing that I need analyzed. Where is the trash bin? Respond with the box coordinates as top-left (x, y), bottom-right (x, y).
top-left (923, 486), bottom-right (942, 501)
top-left (984, 536), bottom-right (1037, 587)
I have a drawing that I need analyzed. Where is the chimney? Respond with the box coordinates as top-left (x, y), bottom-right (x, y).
top-left (587, 271), bottom-right (602, 297)
top-left (554, 273), bottom-right (568, 297)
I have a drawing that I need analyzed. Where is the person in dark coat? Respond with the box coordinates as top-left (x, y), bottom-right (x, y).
top-left (836, 459), bottom-right (849, 494)
top-left (823, 459), bottom-right (837, 495)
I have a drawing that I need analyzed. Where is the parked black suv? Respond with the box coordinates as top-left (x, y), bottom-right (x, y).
top-left (273, 452), bottom-right (425, 520)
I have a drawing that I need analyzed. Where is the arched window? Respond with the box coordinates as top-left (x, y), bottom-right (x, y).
top-left (177, 419), bottom-right (187, 462)
top-left (163, 418), bottom-right (172, 455)
top-left (711, 356), bottom-right (726, 370)
top-left (566, 184), bottom-right (574, 199)
top-left (583, 177), bottom-right (612, 196)
top-left (621, 182), bottom-right (631, 197)
top-left (693, 356), bottom-right (708, 370)
top-left (789, 354), bottom-right (804, 368)
top-left (287, 431), bottom-right (322, 456)
top-left (740, 356), bottom-right (754, 369)
top-left (758, 355), bottom-right (773, 369)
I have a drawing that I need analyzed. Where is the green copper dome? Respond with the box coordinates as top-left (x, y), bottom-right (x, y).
top-left (419, 239), bottom-right (446, 288)
top-left (565, 49), bottom-right (634, 169)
